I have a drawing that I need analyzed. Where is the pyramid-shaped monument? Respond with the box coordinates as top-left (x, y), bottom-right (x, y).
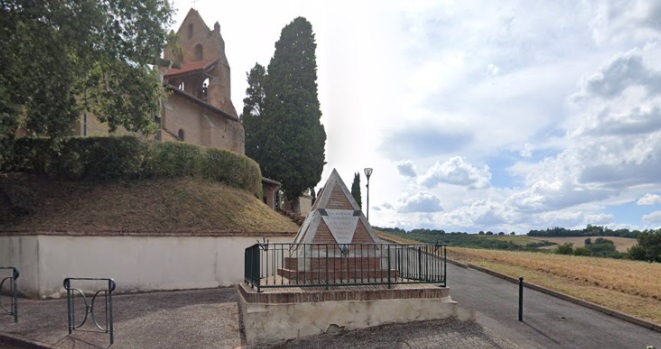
top-left (292, 169), bottom-right (381, 246)
top-left (279, 169), bottom-right (393, 282)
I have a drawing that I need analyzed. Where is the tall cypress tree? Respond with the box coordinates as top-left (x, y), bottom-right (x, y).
top-left (258, 17), bottom-right (326, 202)
top-left (351, 172), bottom-right (362, 208)
top-left (241, 63), bottom-right (267, 162)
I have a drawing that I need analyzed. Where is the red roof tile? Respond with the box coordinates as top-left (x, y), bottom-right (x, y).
top-left (161, 59), bottom-right (218, 77)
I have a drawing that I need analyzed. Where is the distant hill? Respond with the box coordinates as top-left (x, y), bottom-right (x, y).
top-left (531, 236), bottom-right (637, 253)
top-left (0, 174), bottom-right (298, 233)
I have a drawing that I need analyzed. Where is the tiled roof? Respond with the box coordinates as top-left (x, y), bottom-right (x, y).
top-left (161, 59), bottom-right (218, 77)
top-left (165, 85), bottom-right (239, 122)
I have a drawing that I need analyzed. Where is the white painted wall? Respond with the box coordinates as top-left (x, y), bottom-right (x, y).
top-left (0, 234), bottom-right (293, 298)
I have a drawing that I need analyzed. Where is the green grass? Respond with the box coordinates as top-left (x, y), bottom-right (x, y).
top-left (0, 174), bottom-right (298, 233)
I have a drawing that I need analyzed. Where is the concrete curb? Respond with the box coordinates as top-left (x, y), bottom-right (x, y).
top-left (446, 258), bottom-right (469, 269)
top-left (466, 263), bottom-right (661, 334)
top-left (0, 332), bottom-right (50, 349)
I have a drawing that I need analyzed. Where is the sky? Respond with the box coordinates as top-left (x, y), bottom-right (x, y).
top-left (170, 0), bottom-right (661, 233)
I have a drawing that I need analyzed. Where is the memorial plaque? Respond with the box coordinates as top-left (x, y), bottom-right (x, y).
top-left (321, 209), bottom-right (360, 244)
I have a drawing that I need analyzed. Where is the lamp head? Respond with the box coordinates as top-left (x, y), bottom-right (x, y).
top-left (364, 168), bottom-right (373, 179)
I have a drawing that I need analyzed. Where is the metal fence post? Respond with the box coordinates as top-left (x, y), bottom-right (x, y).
top-left (518, 276), bottom-right (524, 321)
top-left (387, 245), bottom-right (391, 289)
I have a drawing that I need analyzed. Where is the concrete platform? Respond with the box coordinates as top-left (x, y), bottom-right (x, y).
top-left (238, 282), bottom-right (457, 345)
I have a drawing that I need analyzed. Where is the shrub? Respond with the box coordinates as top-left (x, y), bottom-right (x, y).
top-left (147, 142), bottom-right (203, 178)
top-left (573, 247), bottom-right (590, 256)
top-left (202, 148), bottom-right (262, 197)
top-left (556, 242), bottom-right (574, 255)
top-left (2, 136), bottom-right (262, 197)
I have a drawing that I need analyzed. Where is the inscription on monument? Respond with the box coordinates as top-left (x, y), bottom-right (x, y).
top-left (322, 209), bottom-right (360, 244)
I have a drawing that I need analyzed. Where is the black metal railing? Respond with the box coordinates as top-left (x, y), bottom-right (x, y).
top-left (244, 243), bottom-right (446, 292)
top-left (0, 267), bottom-right (19, 323)
top-left (63, 277), bottom-right (116, 344)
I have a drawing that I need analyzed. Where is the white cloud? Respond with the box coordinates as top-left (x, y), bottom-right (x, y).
top-left (420, 156), bottom-right (491, 189)
top-left (637, 193), bottom-right (661, 205)
top-left (168, 0), bottom-right (661, 232)
top-left (642, 210), bottom-right (661, 223)
top-left (487, 63), bottom-right (500, 76)
top-left (396, 160), bottom-right (417, 177)
top-left (398, 192), bottom-right (443, 213)
top-left (519, 143), bottom-right (533, 158)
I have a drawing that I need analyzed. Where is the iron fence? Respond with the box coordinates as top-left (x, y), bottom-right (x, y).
top-left (0, 267), bottom-right (19, 323)
top-left (244, 242), bottom-right (446, 292)
top-left (63, 277), bottom-right (116, 344)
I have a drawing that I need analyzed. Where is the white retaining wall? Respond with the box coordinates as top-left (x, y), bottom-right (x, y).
top-left (0, 234), bottom-right (293, 298)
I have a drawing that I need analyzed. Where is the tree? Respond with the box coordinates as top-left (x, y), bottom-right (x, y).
top-left (241, 63), bottom-right (267, 161)
top-left (628, 229), bottom-right (661, 262)
top-left (248, 17), bottom-right (326, 203)
top-left (585, 238), bottom-right (592, 245)
top-left (350, 172), bottom-right (362, 208)
top-left (556, 242), bottom-right (574, 255)
top-left (0, 0), bottom-right (175, 167)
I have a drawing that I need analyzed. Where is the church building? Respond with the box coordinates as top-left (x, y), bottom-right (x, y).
top-left (159, 9), bottom-right (244, 154)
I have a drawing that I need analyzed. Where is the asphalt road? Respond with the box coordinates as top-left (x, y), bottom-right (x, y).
top-left (447, 262), bottom-right (661, 349)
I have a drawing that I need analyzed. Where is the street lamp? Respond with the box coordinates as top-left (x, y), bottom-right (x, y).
top-left (364, 168), bottom-right (373, 221)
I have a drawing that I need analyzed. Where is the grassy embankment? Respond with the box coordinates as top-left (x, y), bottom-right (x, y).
top-left (376, 230), bottom-right (661, 325)
top-left (0, 174), bottom-right (298, 233)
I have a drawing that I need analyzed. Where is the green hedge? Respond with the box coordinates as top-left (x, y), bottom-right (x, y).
top-left (2, 136), bottom-right (262, 197)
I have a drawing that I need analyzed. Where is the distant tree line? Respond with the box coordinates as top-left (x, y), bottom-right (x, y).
top-left (378, 225), bottom-right (661, 263)
top-left (555, 238), bottom-right (622, 259)
top-left (376, 227), bottom-right (553, 251)
top-left (527, 224), bottom-right (641, 238)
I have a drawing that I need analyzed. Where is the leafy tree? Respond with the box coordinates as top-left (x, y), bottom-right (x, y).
top-left (0, 0), bottom-right (175, 167)
top-left (247, 17), bottom-right (326, 203)
top-left (478, 231), bottom-right (485, 235)
top-left (510, 232), bottom-right (516, 236)
top-left (350, 172), bottom-right (362, 208)
top-left (498, 232), bottom-right (505, 236)
top-left (241, 63), bottom-right (267, 161)
top-left (585, 238), bottom-right (592, 245)
top-left (556, 242), bottom-right (574, 255)
top-left (486, 231), bottom-right (494, 235)
top-left (628, 230), bottom-right (661, 262)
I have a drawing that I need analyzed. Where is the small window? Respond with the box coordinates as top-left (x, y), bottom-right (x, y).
top-left (194, 44), bottom-right (203, 60)
top-left (178, 129), bottom-right (185, 141)
top-left (178, 81), bottom-right (184, 91)
top-left (188, 23), bottom-right (194, 39)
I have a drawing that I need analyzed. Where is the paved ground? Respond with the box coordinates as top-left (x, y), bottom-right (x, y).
top-left (446, 263), bottom-right (661, 349)
top-left (0, 288), bottom-right (241, 349)
top-left (0, 264), bottom-right (660, 348)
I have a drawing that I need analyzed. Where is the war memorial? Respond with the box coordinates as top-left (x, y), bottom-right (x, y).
top-left (239, 169), bottom-right (457, 344)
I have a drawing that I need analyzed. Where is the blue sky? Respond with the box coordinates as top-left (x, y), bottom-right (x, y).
top-left (172, 0), bottom-right (661, 233)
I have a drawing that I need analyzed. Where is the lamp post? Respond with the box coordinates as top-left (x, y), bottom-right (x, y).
top-left (364, 168), bottom-right (373, 221)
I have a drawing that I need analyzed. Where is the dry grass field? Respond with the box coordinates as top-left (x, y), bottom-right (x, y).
top-left (530, 236), bottom-right (638, 252)
top-left (447, 247), bottom-right (661, 325)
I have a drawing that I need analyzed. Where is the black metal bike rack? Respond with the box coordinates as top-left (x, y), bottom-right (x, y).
top-left (0, 267), bottom-right (19, 323)
top-left (63, 277), bottom-right (116, 344)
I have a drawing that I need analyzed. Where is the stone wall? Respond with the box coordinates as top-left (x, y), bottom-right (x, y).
top-left (162, 92), bottom-right (244, 154)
